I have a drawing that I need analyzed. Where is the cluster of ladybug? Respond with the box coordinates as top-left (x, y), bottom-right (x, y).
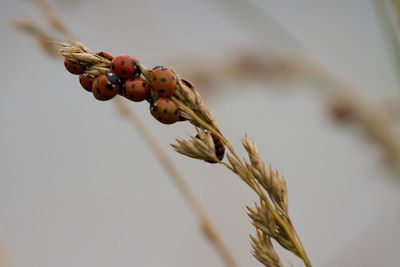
top-left (63, 52), bottom-right (225, 162)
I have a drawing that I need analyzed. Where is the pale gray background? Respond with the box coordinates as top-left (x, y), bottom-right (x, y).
top-left (1, 0), bottom-right (400, 266)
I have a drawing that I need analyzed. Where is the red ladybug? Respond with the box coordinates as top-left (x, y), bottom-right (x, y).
top-left (150, 97), bottom-right (180, 124)
top-left (182, 79), bottom-right (194, 90)
top-left (211, 133), bottom-right (225, 161)
top-left (92, 74), bottom-right (119, 101)
top-left (64, 59), bottom-right (85, 75)
top-left (149, 66), bottom-right (176, 97)
top-left (96, 52), bottom-right (113, 61)
top-left (111, 55), bottom-right (140, 78)
top-left (79, 74), bottom-right (95, 92)
top-left (195, 133), bottom-right (225, 163)
top-left (123, 77), bottom-right (150, 102)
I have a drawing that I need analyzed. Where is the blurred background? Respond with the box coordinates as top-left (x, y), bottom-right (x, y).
top-left (1, 0), bottom-right (400, 266)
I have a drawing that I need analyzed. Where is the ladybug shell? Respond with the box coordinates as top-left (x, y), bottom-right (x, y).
top-left (182, 79), bottom-right (194, 90)
top-left (211, 133), bottom-right (225, 161)
top-left (111, 55), bottom-right (140, 78)
top-left (92, 74), bottom-right (119, 101)
top-left (150, 97), bottom-right (180, 124)
top-left (195, 133), bottom-right (225, 163)
top-left (64, 59), bottom-right (85, 75)
top-left (123, 77), bottom-right (150, 102)
top-left (149, 66), bottom-right (176, 97)
top-left (79, 74), bottom-right (95, 92)
top-left (96, 51), bottom-right (113, 61)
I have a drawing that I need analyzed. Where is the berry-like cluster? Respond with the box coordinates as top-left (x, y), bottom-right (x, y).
top-left (63, 51), bottom-right (225, 161)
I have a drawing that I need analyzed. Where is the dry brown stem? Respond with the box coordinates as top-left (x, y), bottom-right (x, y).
top-left (33, 0), bottom-right (76, 40)
top-left (14, 19), bottom-right (59, 57)
top-left (0, 237), bottom-right (12, 267)
top-left (58, 40), bottom-right (312, 267)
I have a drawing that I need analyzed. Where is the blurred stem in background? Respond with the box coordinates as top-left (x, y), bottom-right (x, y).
top-left (197, 0), bottom-right (400, 179)
top-left (372, 0), bottom-right (400, 91)
top-left (0, 236), bottom-right (13, 267)
top-left (206, 0), bottom-right (306, 54)
top-left (14, 1), bottom-right (238, 266)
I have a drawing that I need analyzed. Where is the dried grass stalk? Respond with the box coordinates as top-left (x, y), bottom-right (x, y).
top-left (58, 41), bottom-right (311, 266)
top-left (14, 19), bottom-right (59, 57)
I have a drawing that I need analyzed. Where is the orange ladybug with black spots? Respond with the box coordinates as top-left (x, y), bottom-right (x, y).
top-left (150, 97), bottom-right (180, 124)
top-left (96, 51), bottom-right (113, 61)
top-left (111, 55), bottom-right (140, 78)
top-left (64, 59), bottom-right (86, 75)
top-left (149, 66), bottom-right (176, 97)
top-left (92, 74), bottom-right (119, 101)
top-left (123, 77), bottom-right (150, 102)
top-left (79, 74), bottom-right (95, 92)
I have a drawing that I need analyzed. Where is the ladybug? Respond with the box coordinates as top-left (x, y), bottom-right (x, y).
top-left (79, 74), bottom-right (95, 92)
top-left (123, 77), bottom-right (150, 102)
top-left (64, 58), bottom-right (86, 75)
top-left (92, 74), bottom-right (119, 101)
top-left (111, 55), bottom-right (140, 78)
top-left (211, 133), bottom-right (225, 162)
top-left (182, 79), bottom-right (194, 90)
top-left (195, 133), bottom-right (225, 163)
top-left (150, 97), bottom-right (180, 124)
top-left (96, 51), bottom-right (113, 61)
top-left (149, 66), bottom-right (176, 97)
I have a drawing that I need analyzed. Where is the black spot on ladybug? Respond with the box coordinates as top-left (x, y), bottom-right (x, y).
top-left (159, 89), bottom-right (165, 94)
top-left (152, 65), bottom-right (162, 70)
top-left (122, 70), bottom-right (126, 75)
top-left (153, 77), bottom-right (156, 81)
top-left (96, 79), bottom-right (100, 84)
top-left (129, 94), bottom-right (134, 98)
top-left (166, 100), bottom-right (169, 103)
top-left (130, 60), bottom-right (136, 67)
top-left (152, 105), bottom-right (158, 111)
top-left (142, 82), bottom-right (145, 88)
top-left (161, 67), bottom-right (167, 71)
top-left (174, 109), bottom-right (178, 115)
top-left (89, 81), bottom-right (92, 85)
top-left (163, 108), bottom-right (168, 113)
top-left (106, 84), bottom-right (113, 90)
top-left (157, 117), bottom-right (162, 120)
top-left (121, 60), bottom-right (125, 66)
top-left (73, 66), bottom-right (77, 71)
top-left (112, 63), bottom-right (115, 69)
top-left (131, 84), bottom-right (136, 89)
top-left (172, 76), bottom-right (175, 80)
top-left (161, 78), bottom-right (167, 82)
top-left (96, 88), bottom-right (101, 94)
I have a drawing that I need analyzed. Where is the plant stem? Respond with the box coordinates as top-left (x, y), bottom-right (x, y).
top-left (177, 99), bottom-right (311, 266)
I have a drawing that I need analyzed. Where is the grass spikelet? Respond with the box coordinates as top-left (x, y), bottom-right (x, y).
top-left (58, 40), bottom-right (311, 266)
